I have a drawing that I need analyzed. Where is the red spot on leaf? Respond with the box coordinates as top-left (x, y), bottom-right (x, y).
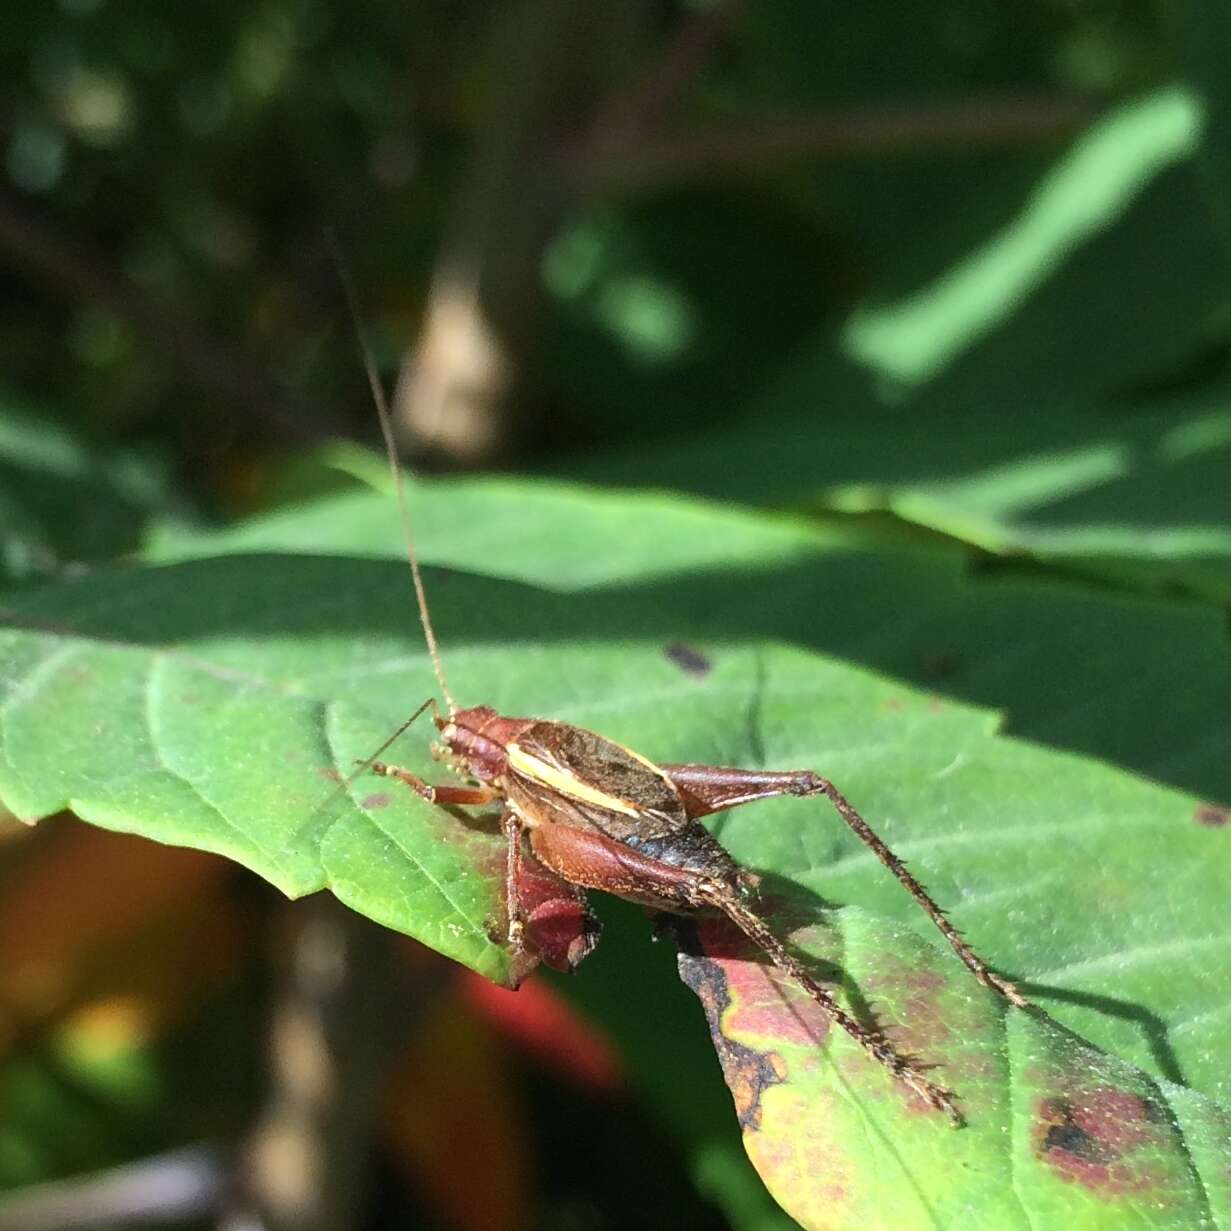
top-left (1034, 1090), bottom-right (1165, 1195)
top-left (744, 1117), bottom-right (855, 1227)
top-left (862, 959), bottom-right (953, 1056)
top-left (690, 915), bottom-right (832, 1047)
top-left (677, 927), bottom-right (791, 1128)
top-left (1194, 803), bottom-right (1229, 827)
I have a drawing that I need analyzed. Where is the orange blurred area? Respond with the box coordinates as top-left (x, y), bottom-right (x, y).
top-left (0, 819), bottom-right (241, 1054)
top-left (382, 991), bottom-right (533, 1231)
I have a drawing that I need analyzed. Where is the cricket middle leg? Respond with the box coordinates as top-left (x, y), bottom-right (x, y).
top-left (369, 762), bottom-right (500, 808)
top-left (663, 763), bottom-right (1026, 1008)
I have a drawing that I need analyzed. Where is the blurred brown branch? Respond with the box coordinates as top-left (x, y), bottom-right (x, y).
top-left (573, 92), bottom-right (1095, 192)
top-left (587, 0), bottom-right (740, 158)
top-left (220, 898), bottom-right (428, 1231)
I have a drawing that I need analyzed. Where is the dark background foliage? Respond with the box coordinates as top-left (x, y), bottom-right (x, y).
top-left (2, 2), bottom-right (1230, 1230)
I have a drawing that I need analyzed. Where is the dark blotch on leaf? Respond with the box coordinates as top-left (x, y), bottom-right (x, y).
top-left (1034, 1092), bottom-right (1159, 1195)
top-left (674, 923), bottom-right (786, 1130)
top-left (361, 792), bottom-right (391, 809)
top-left (665, 642), bottom-right (712, 677)
top-left (1194, 803), bottom-right (1229, 827)
top-left (1042, 1115), bottom-right (1112, 1165)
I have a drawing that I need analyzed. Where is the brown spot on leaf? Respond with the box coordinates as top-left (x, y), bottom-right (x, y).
top-left (1034, 1091), bottom-right (1162, 1194)
top-left (361, 792), bottom-right (391, 810)
top-left (1194, 803), bottom-right (1229, 828)
top-left (316, 767), bottom-right (342, 784)
top-left (665, 642), bottom-right (712, 677)
top-left (884, 697), bottom-right (904, 713)
top-left (677, 940), bottom-right (787, 1130)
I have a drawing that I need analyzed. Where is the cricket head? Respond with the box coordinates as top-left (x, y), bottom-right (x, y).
top-left (433, 704), bottom-right (534, 784)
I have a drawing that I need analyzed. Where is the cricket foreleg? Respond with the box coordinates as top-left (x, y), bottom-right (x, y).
top-left (369, 762), bottom-right (500, 808)
top-left (664, 763), bottom-right (1025, 1008)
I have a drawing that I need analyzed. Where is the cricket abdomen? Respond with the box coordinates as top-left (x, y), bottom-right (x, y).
top-left (527, 820), bottom-right (730, 913)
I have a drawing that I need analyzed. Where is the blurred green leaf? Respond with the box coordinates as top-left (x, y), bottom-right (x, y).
top-left (1170, 0), bottom-right (1231, 243)
top-left (571, 89), bottom-right (1231, 602)
top-left (579, 371), bottom-right (1231, 602)
top-left (0, 391), bottom-right (167, 586)
top-left (843, 88), bottom-right (1206, 389)
top-left (614, 374), bottom-right (1231, 601)
top-left (144, 467), bottom-right (824, 590)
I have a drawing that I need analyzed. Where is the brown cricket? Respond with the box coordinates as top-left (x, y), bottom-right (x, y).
top-left (344, 308), bottom-right (1025, 1128)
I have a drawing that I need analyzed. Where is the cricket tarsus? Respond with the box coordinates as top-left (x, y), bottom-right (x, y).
top-left (369, 761), bottom-right (498, 808)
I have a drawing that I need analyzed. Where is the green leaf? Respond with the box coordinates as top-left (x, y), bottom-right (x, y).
top-left (2, 479), bottom-right (1229, 1227)
top-left (570, 90), bottom-right (1231, 603)
top-left (842, 88), bottom-right (1208, 391)
top-left (576, 351), bottom-right (1231, 604)
top-left (144, 470), bottom-right (824, 590)
top-left (677, 904), bottom-right (1231, 1231)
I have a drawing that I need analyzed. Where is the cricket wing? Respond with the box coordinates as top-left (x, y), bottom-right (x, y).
top-left (503, 722), bottom-right (740, 879)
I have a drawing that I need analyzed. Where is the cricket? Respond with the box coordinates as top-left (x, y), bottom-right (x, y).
top-left (342, 298), bottom-right (1025, 1129)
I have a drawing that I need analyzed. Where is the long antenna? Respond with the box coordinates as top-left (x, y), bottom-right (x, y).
top-left (327, 234), bottom-right (458, 715)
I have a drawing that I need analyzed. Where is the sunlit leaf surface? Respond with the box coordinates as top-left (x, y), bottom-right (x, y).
top-left (1, 480), bottom-right (1227, 1227)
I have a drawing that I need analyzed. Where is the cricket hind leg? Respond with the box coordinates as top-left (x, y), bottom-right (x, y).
top-left (527, 820), bottom-right (961, 1123)
top-left (700, 883), bottom-right (963, 1125)
top-left (664, 763), bottom-right (1025, 1008)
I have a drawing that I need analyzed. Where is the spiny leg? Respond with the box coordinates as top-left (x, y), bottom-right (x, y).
top-left (526, 818), bottom-right (961, 1122)
top-left (699, 881), bottom-right (962, 1125)
top-left (501, 809), bottom-right (528, 954)
top-left (665, 764), bottom-right (1025, 1008)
